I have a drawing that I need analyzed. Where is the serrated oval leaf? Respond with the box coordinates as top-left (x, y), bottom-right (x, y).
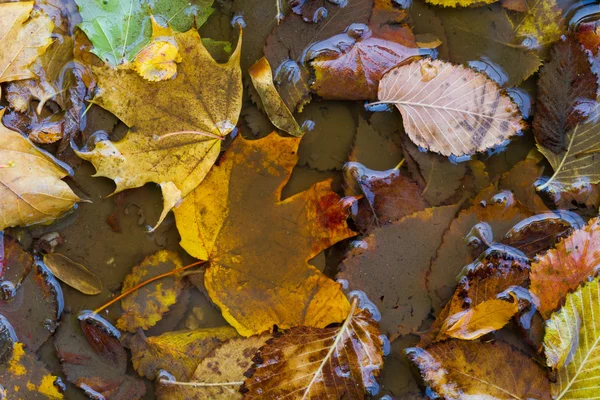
top-left (377, 59), bottom-right (524, 157)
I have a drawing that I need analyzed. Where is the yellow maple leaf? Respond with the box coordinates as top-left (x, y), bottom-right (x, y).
top-left (132, 18), bottom-right (182, 82)
top-left (0, 2), bottom-right (54, 83)
top-left (174, 133), bottom-right (355, 336)
top-left (76, 28), bottom-right (243, 229)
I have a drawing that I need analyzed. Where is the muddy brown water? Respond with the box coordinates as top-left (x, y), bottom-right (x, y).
top-left (2, 0), bottom-right (600, 398)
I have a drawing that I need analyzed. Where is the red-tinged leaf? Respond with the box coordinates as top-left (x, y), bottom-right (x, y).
top-left (54, 312), bottom-right (146, 400)
top-left (406, 341), bottom-right (551, 399)
top-left (338, 205), bottom-right (459, 339)
top-left (533, 36), bottom-right (599, 153)
top-left (531, 217), bottom-right (600, 318)
top-left (343, 162), bottom-right (429, 232)
top-left (577, 21), bottom-right (600, 56)
top-left (551, 182), bottom-right (600, 211)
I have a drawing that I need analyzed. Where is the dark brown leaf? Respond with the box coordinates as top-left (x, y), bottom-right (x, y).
top-left (498, 158), bottom-right (550, 214)
top-left (349, 114), bottom-right (403, 171)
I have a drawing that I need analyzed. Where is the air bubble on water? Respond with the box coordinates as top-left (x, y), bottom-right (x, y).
top-left (380, 334), bottom-right (391, 356)
top-left (337, 279), bottom-right (349, 289)
top-left (157, 369), bottom-right (176, 383)
top-left (80, 383), bottom-right (105, 400)
top-left (301, 119), bottom-right (315, 133)
top-left (231, 14), bottom-right (246, 28)
top-left (328, 0), bottom-right (349, 6)
top-left (312, 7), bottom-right (328, 23)
top-left (54, 377), bottom-right (66, 393)
top-left (349, 240), bottom-right (368, 250)
top-left (349, 290), bottom-right (381, 321)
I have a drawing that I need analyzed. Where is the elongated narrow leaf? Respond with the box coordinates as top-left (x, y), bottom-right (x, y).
top-left (544, 277), bottom-right (600, 399)
top-left (377, 58), bottom-right (525, 157)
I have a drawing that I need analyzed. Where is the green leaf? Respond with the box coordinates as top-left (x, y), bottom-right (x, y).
top-left (147, 0), bottom-right (215, 32)
top-left (543, 276), bottom-right (600, 399)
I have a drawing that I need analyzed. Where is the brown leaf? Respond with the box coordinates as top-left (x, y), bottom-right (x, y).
top-left (530, 217), bottom-right (600, 318)
top-left (338, 205), bottom-right (459, 339)
top-left (241, 304), bottom-right (384, 399)
top-left (498, 158), bottom-right (549, 214)
top-left (406, 340), bottom-right (551, 399)
top-left (550, 182), bottom-right (600, 211)
top-left (577, 21), bottom-right (600, 56)
top-left (533, 36), bottom-right (598, 153)
top-left (43, 252), bottom-right (103, 295)
top-left (377, 58), bottom-right (525, 157)
top-left (349, 114), bottom-right (404, 171)
top-left (343, 162), bottom-right (429, 232)
top-left (54, 311), bottom-right (146, 400)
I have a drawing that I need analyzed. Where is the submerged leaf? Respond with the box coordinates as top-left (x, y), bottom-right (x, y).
top-left (377, 59), bottom-right (525, 157)
top-left (544, 277), bottom-right (600, 398)
top-left (43, 253), bottom-right (103, 295)
top-left (508, 0), bottom-right (563, 47)
top-left (116, 250), bottom-right (184, 332)
top-left (406, 341), bottom-right (551, 399)
top-left (174, 133), bottom-right (355, 336)
top-left (241, 304), bottom-right (384, 399)
top-left (424, 0), bottom-right (496, 7)
top-left (148, 0), bottom-right (214, 32)
top-left (0, 2), bottom-right (54, 83)
top-left (0, 110), bottom-right (83, 230)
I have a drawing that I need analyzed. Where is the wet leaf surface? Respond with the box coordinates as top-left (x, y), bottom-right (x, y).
top-left (508, 0), bottom-right (563, 47)
top-left (406, 340), bottom-right (551, 399)
top-left (43, 252), bottom-right (103, 295)
top-left (378, 58), bottom-right (525, 157)
top-left (148, 0), bottom-right (214, 32)
top-left (498, 158), bottom-right (550, 214)
top-left (241, 305), bottom-right (383, 399)
top-left (338, 205), bottom-right (459, 339)
top-left (54, 311), bottom-right (146, 400)
top-left (349, 114), bottom-right (403, 171)
top-left (531, 217), bottom-right (600, 318)
top-left (116, 250), bottom-right (184, 332)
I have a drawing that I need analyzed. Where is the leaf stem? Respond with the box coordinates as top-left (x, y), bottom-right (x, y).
top-left (93, 260), bottom-right (206, 314)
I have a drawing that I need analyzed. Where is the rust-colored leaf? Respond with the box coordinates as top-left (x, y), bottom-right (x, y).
top-left (406, 341), bottom-right (551, 399)
top-left (530, 217), bottom-right (600, 318)
top-left (498, 158), bottom-right (549, 214)
top-left (577, 21), bottom-right (600, 56)
top-left (241, 304), bottom-right (383, 399)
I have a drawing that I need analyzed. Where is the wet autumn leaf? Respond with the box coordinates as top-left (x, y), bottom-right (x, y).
top-left (0, 238), bottom-right (63, 352)
top-left (343, 162), bottom-right (429, 232)
top-left (550, 182), bottom-right (600, 211)
top-left (508, 0), bottom-right (563, 47)
top-left (116, 250), bottom-right (184, 332)
top-left (249, 57), bottom-right (303, 137)
top-left (131, 19), bottom-right (182, 82)
top-left (174, 133), bottom-right (355, 336)
top-left (533, 36), bottom-right (598, 153)
top-left (148, 0), bottom-right (214, 32)
top-left (0, 110), bottom-right (83, 231)
top-left (156, 335), bottom-right (269, 400)
top-left (498, 158), bottom-right (550, 214)
top-left (241, 303), bottom-right (384, 399)
top-left (43, 252), bottom-right (103, 295)
top-left (531, 217), bottom-right (600, 318)
top-left (0, 342), bottom-right (64, 399)
top-left (126, 326), bottom-right (238, 381)
top-left (349, 115), bottom-right (404, 171)
top-left (55, 311), bottom-right (146, 400)
top-left (577, 20), bottom-right (600, 56)
top-left (544, 277), bottom-right (600, 398)
top-left (0, 2), bottom-right (54, 83)
top-left (424, 0), bottom-right (496, 7)
top-left (377, 58), bottom-right (525, 157)
top-left (406, 340), bottom-right (551, 399)
top-left (76, 28), bottom-right (242, 228)
top-left (338, 205), bottom-right (459, 339)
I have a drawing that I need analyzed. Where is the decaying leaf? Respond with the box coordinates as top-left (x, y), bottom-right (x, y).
top-left (377, 58), bottom-right (525, 157)
top-left (115, 250), bottom-right (184, 332)
top-left (533, 36), bottom-right (598, 153)
top-left (0, 342), bottom-right (64, 399)
top-left (349, 115), bottom-right (404, 171)
top-left (338, 205), bottom-right (459, 339)
top-left (55, 311), bottom-right (146, 400)
top-left (531, 217), bottom-right (600, 318)
top-left (577, 20), bottom-right (600, 56)
top-left (156, 335), bottom-right (269, 400)
top-left (148, 0), bottom-right (214, 32)
top-left (423, 0), bottom-right (496, 7)
top-left (0, 110), bottom-right (83, 231)
top-left (343, 162), bottom-right (429, 232)
top-left (249, 57), bottom-right (303, 137)
top-left (406, 340), bottom-right (551, 399)
top-left (43, 252), bottom-right (103, 295)
top-left (76, 28), bottom-right (242, 228)
top-left (544, 277), bottom-right (600, 398)
top-left (508, 0), bottom-right (563, 47)
top-left (0, 2), bottom-right (54, 83)
top-left (498, 158), bottom-right (549, 214)
top-left (174, 133), bottom-right (355, 336)
top-left (131, 19), bottom-right (182, 82)
top-left (0, 238), bottom-right (63, 352)
top-left (126, 326), bottom-right (238, 381)
top-left (241, 303), bottom-right (384, 399)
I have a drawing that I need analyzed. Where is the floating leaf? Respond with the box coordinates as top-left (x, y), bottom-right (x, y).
top-left (249, 57), bottom-right (303, 137)
top-left (115, 250), bottom-right (184, 332)
top-left (148, 0), bottom-right (214, 32)
top-left (533, 36), bottom-right (598, 153)
top-left (43, 252), bottom-right (103, 295)
top-left (241, 304), bottom-right (384, 399)
top-left (508, 0), bottom-right (563, 47)
top-left (544, 277), bottom-right (600, 398)
top-left (531, 217), bottom-right (600, 318)
top-left (577, 20), bottom-right (600, 56)
top-left (131, 19), bottom-right (182, 82)
top-left (338, 205), bottom-right (459, 339)
top-left (174, 133), bottom-right (355, 336)
top-left (377, 58), bottom-right (525, 157)
top-left (55, 311), bottom-right (146, 400)
top-left (0, 2), bottom-right (54, 83)
top-left (126, 326), bottom-right (238, 381)
top-left (0, 110), bottom-right (83, 230)
top-left (0, 342), bottom-right (64, 399)
top-left (406, 341), bottom-right (551, 398)
top-left (76, 28), bottom-right (242, 229)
